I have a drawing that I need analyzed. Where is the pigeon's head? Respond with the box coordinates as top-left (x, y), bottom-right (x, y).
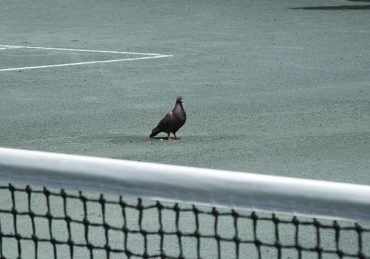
top-left (176, 96), bottom-right (183, 104)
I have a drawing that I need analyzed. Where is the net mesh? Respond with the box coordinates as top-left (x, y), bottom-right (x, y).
top-left (0, 183), bottom-right (369, 259)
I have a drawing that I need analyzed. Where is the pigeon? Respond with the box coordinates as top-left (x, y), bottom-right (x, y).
top-left (150, 96), bottom-right (186, 140)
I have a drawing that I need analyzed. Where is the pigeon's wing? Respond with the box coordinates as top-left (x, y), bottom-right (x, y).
top-left (157, 111), bottom-right (174, 130)
top-left (150, 112), bottom-right (174, 137)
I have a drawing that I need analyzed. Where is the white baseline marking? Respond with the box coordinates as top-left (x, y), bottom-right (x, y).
top-left (0, 45), bottom-right (23, 50)
top-left (0, 55), bottom-right (173, 72)
top-left (0, 44), bottom-right (165, 56)
top-left (0, 44), bottom-right (173, 72)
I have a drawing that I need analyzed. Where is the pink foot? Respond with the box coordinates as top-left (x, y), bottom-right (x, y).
top-left (168, 136), bottom-right (181, 140)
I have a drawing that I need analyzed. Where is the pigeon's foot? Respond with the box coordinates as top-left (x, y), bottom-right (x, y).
top-left (165, 136), bottom-right (182, 141)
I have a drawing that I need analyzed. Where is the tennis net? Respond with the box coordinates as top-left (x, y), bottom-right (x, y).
top-left (0, 148), bottom-right (369, 259)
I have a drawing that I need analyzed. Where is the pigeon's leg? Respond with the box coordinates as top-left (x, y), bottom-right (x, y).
top-left (171, 133), bottom-right (181, 141)
top-left (167, 132), bottom-right (172, 141)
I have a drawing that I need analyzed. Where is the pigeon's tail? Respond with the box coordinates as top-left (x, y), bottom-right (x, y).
top-left (150, 128), bottom-right (161, 138)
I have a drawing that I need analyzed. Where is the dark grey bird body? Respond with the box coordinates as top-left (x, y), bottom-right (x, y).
top-left (150, 97), bottom-right (186, 139)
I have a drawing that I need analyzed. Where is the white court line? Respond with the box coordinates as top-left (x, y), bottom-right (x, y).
top-left (0, 55), bottom-right (173, 72)
top-left (0, 45), bottom-right (23, 49)
top-left (0, 44), bottom-right (173, 72)
top-left (0, 44), bottom-right (165, 56)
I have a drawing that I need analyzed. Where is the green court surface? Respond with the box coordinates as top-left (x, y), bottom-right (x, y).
top-left (0, 0), bottom-right (369, 183)
top-left (1, 0), bottom-right (370, 258)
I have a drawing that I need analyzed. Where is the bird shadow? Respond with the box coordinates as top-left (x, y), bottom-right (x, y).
top-left (150, 136), bottom-right (182, 140)
top-left (105, 134), bottom-right (150, 144)
top-left (104, 134), bottom-right (185, 145)
top-left (150, 136), bottom-right (168, 140)
top-left (104, 133), bottom-right (226, 145)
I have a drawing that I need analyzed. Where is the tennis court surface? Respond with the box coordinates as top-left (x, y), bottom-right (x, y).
top-left (0, 0), bottom-right (369, 257)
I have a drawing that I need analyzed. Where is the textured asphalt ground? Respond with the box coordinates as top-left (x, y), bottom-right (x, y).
top-left (0, 0), bottom-right (370, 257)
